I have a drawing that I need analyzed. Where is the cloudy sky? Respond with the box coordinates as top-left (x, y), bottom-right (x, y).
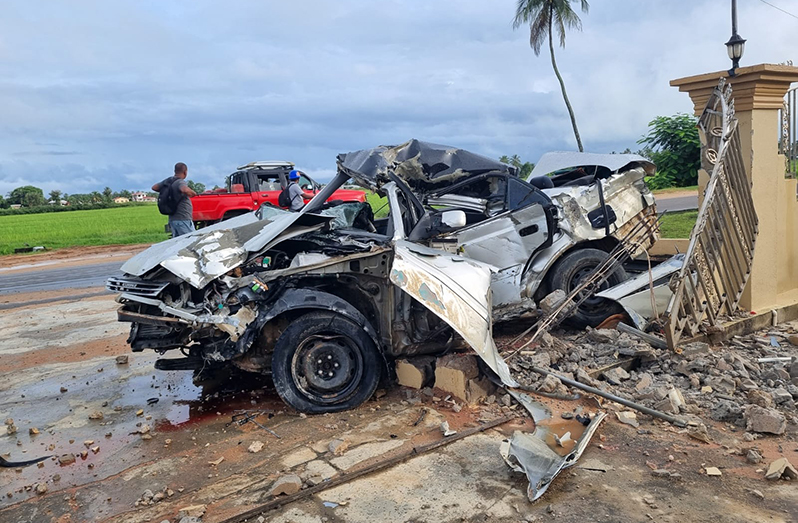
top-left (1, 0), bottom-right (796, 195)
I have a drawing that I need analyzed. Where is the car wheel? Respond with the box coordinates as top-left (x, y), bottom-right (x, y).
top-left (546, 248), bottom-right (627, 329)
top-left (271, 311), bottom-right (381, 414)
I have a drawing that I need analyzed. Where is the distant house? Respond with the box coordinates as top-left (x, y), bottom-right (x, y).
top-left (9, 204), bottom-right (22, 210)
top-left (113, 197), bottom-right (130, 204)
top-left (131, 191), bottom-right (147, 202)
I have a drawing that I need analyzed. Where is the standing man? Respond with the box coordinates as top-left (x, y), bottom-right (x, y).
top-left (152, 162), bottom-right (197, 237)
top-left (286, 170), bottom-right (315, 211)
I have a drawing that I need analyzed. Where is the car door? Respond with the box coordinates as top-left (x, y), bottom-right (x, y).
top-left (432, 176), bottom-right (554, 311)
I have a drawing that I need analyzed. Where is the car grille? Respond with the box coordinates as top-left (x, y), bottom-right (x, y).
top-left (106, 276), bottom-right (169, 298)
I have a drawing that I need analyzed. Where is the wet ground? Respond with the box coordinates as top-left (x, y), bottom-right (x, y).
top-left (1, 252), bottom-right (797, 522)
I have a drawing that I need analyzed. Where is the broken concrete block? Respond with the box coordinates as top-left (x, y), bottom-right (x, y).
top-left (576, 367), bottom-right (599, 388)
top-left (765, 457), bottom-right (798, 480)
top-left (634, 373), bottom-right (653, 392)
top-left (538, 374), bottom-right (561, 394)
top-left (177, 504), bottom-right (207, 518)
top-left (88, 411), bottom-right (104, 420)
top-left (395, 357), bottom-right (434, 389)
top-left (248, 441), bottom-right (264, 453)
top-left (747, 389), bottom-right (773, 408)
top-left (745, 405), bottom-right (787, 435)
top-left (586, 328), bottom-right (619, 344)
top-left (115, 355), bottom-right (129, 365)
top-left (268, 474), bottom-right (302, 496)
top-left (303, 459), bottom-right (337, 481)
top-left (539, 289), bottom-right (567, 315)
top-left (746, 449), bottom-right (763, 464)
top-left (615, 411), bottom-right (639, 428)
top-left (434, 353), bottom-right (479, 401)
top-left (705, 467), bottom-right (722, 476)
top-left (281, 447), bottom-right (317, 469)
top-left (771, 388), bottom-right (793, 405)
top-left (35, 483), bottom-right (47, 495)
top-left (602, 367), bottom-right (630, 385)
top-left (466, 376), bottom-right (495, 403)
top-left (654, 388), bottom-right (685, 414)
top-left (680, 341), bottom-right (710, 357)
top-left (328, 439), bottom-right (349, 456)
top-left (58, 454), bottom-right (76, 466)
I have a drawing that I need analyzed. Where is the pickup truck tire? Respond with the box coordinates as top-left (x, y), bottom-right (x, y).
top-left (271, 311), bottom-right (381, 413)
top-left (546, 247), bottom-right (627, 329)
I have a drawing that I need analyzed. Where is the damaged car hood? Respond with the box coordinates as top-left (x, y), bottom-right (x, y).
top-left (122, 208), bottom-right (333, 288)
top-left (529, 151), bottom-right (655, 178)
top-left (337, 139), bottom-right (516, 191)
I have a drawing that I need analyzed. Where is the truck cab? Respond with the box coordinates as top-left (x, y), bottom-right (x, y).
top-left (192, 161), bottom-right (366, 227)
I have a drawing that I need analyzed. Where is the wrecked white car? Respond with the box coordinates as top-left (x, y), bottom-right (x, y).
top-left (107, 140), bottom-right (658, 414)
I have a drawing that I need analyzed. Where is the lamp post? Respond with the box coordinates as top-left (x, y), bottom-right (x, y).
top-left (725, 0), bottom-right (746, 76)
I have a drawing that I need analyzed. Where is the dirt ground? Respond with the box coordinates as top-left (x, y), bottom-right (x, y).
top-left (1, 252), bottom-right (797, 522)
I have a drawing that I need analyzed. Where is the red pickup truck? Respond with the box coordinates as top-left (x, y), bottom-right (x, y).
top-left (191, 161), bottom-right (366, 227)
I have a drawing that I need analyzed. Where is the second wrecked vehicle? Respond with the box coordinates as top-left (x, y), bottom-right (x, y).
top-left (107, 140), bottom-right (658, 413)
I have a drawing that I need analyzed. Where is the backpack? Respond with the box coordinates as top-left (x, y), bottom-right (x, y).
top-left (157, 177), bottom-right (179, 215)
top-left (278, 183), bottom-right (292, 208)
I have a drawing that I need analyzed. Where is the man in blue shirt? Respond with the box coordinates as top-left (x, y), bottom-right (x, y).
top-left (287, 170), bottom-right (315, 211)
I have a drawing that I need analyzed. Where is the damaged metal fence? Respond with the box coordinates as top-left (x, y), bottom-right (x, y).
top-left (664, 79), bottom-right (759, 349)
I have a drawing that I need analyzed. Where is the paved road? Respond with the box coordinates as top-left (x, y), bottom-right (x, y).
top-left (656, 194), bottom-right (698, 214)
top-left (0, 260), bottom-right (122, 295)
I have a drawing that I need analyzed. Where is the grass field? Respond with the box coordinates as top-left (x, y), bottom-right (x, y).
top-left (0, 205), bottom-right (170, 255)
top-left (658, 210), bottom-right (697, 239)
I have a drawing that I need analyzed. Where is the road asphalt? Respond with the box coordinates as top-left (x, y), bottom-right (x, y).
top-left (0, 260), bottom-right (122, 295)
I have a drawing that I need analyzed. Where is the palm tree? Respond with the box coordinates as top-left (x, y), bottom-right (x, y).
top-left (513, 0), bottom-right (588, 152)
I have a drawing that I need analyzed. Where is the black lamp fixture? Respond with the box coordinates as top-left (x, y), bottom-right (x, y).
top-left (725, 0), bottom-right (746, 75)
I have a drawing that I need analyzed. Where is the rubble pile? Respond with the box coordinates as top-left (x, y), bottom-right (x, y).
top-left (508, 323), bottom-right (798, 433)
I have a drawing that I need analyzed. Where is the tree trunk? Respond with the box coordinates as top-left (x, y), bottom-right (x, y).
top-left (548, 19), bottom-right (583, 152)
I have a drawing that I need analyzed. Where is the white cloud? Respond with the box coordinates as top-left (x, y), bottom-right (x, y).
top-left (1, 0), bottom-right (796, 194)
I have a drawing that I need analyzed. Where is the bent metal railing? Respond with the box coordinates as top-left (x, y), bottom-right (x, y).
top-left (664, 78), bottom-right (759, 350)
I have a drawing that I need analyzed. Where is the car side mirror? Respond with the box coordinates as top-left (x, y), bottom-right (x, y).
top-left (441, 210), bottom-right (466, 228)
top-left (302, 184), bottom-right (312, 191)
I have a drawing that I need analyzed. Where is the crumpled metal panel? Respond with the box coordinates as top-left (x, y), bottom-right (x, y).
top-left (530, 151), bottom-right (655, 178)
top-left (337, 139), bottom-right (515, 190)
top-left (389, 241), bottom-right (604, 502)
top-left (389, 241), bottom-right (517, 386)
top-left (665, 79), bottom-right (759, 349)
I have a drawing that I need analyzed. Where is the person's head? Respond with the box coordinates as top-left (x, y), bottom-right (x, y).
top-left (289, 170), bottom-right (300, 182)
top-left (174, 162), bottom-right (188, 179)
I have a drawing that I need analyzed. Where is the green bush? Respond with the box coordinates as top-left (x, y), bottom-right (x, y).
top-left (638, 114), bottom-right (700, 189)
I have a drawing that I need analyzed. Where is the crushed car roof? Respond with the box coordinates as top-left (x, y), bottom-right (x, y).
top-left (529, 152), bottom-right (656, 178)
top-left (337, 139), bottom-right (517, 190)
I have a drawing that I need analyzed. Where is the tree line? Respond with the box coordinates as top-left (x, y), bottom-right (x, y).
top-left (0, 181), bottom-right (206, 210)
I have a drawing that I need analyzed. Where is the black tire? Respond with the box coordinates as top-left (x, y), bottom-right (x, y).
top-left (546, 248), bottom-right (628, 329)
top-left (271, 311), bottom-right (381, 414)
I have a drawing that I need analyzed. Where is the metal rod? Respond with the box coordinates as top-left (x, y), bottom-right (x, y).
top-left (616, 322), bottom-right (668, 350)
top-left (525, 365), bottom-right (687, 427)
top-left (731, 0), bottom-right (738, 35)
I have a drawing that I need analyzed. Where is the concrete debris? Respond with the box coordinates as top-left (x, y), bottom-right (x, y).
top-left (395, 357), bottom-right (435, 389)
top-left (88, 411), bottom-right (104, 420)
top-left (434, 353), bottom-right (479, 402)
top-left (268, 474), bottom-right (303, 496)
top-left (765, 457), bottom-right (798, 480)
top-left (615, 411), bottom-right (639, 428)
top-left (328, 439), bottom-right (349, 456)
top-left (745, 405), bottom-right (787, 435)
top-left (705, 467), bottom-right (722, 476)
top-left (177, 504), bottom-right (207, 518)
top-left (687, 423), bottom-right (712, 444)
top-left (746, 449), bottom-right (763, 464)
top-left (58, 454), bottom-right (76, 466)
top-left (539, 289), bottom-right (568, 315)
top-left (115, 355), bottom-right (129, 365)
top-left (248, 441), bottom-right (264, 453)
top-left (508, 324), bottom-right (798, 440)
top-left (35, 482), bottom-right (47, 495)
